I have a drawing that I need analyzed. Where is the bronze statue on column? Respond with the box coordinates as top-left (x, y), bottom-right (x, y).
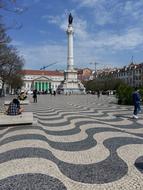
top-left (68, 13), bottom-right (73, 25)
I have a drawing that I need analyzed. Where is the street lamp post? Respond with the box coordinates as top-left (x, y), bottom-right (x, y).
top-left (90, 62), bottom-right (99, 79)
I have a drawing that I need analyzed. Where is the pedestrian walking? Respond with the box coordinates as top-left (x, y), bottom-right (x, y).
top-left (97, 90), bottom-right (100, 98)
top-left (33, 89), bottom-right (37, 103)
top-left (132, 87), bottom-right (141, 119)
top-left (49, 89), bottom-right (52, 95)
top-left (53, 90), bottom-right (56, 96)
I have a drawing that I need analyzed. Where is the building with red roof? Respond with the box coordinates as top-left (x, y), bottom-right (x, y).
top-left (20, 69), bottom-right (64, 93)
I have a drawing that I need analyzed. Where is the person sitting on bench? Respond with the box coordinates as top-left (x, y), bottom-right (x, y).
top-left (7, 98), bottom-right (24, 115)
top-left (18, 91), bottom-right (27, 101)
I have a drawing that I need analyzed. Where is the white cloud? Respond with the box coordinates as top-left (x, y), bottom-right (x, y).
top-left (73, 0), bottom-right (102, 7)
top-left (39, 30), bottom-right (48, 35)
top-left (13, 0), bottom-right (143, 70)
top-left (12, 26), bottom-right (143, 70)
top-left (42, 15), bottom-right (60, 24)
top-left (73, 0), bottom-right (143, 26)
top-left (14, 25), bottom-right (143, 70)
top-left (42, 12), bottom-right (89, 39)
top-left (11, 39), bottom-right (103, 70)
top-left (42, 14), bottom-right (67, 31)
top-left (93, 28), bottom-right (143, 50)
top-left (74, 18), bottom-right (88, 39)
top-left (124, 1), bottom-right (143, 17)
top-left (17, 44), bottom-right (67, 70)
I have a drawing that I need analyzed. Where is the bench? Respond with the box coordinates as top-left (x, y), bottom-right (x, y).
top-left (0, 112), bottom-right (33, 126)
top-left (4, 100), bottom-right (30, 105)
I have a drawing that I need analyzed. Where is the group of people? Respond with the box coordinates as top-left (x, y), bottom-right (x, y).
top-left (6, 89), bottom-right (38, 116)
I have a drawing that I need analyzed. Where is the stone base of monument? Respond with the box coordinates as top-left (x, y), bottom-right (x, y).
top-left (4, 100), bottom-right (30, 105)
top-left (57, 69), bottom-right (86, 95)
top-left (58, 80), bottom-right (85, 95)
top-left (0, 112), bottom-right (33, 126)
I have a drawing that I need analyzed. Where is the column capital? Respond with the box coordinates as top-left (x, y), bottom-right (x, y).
top-left (66, 26), bottom-right (74, 34)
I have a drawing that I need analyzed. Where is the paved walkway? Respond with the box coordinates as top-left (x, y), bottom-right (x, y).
top-left (0, 94), bottom-right (143, 190)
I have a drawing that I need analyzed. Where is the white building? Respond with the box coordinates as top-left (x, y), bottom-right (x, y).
top-left (113, 63), bottom-right (143, 87)
top-left (97, 63), bottom-right (143, 87)
top-left (21, 70), bottom-right (64, 93)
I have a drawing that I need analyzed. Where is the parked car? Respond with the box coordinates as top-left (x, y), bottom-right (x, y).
top-left (27, 90), bottom-right (33, 95)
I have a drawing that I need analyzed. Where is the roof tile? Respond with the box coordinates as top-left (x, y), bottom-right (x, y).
top-left (20, 70), bottom-right (64, 76)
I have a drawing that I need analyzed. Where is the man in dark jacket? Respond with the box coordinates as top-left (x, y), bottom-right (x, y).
top-left (132, 88), bottom-right (141, 119)
top-left (33, 89), bottom-right (37, 103)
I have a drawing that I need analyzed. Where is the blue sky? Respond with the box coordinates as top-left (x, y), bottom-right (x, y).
top-left (2, 0), bottom-right (143, 70)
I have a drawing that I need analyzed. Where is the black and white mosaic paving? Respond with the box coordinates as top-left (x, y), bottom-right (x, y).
top-left (0, 173), bottom-right (67, 190)
top-left (0, 94), bottom-right (143, 189)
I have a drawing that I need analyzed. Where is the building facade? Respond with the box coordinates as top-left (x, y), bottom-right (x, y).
top-left (77, 68), bottom-right (93, 81)
top-left (97, 63), bottom-right (143, 87)
top-left (113, 63), bottom-right (143, 87)
top-left (21, 70), bottom-right (64, 93)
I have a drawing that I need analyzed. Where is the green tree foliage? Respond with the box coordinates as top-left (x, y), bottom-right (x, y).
top-left (83, 78), bottom-right (124, 92)
top-left (139, 88), bottom-right (143, 102)
top-left (116, 84), bottom-right (133, 105)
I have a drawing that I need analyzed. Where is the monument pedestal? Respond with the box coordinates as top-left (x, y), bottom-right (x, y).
top-left (58, 69), bottom-right (85, 94)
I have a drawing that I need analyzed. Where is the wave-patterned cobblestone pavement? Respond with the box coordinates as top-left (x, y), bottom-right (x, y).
top-left (0, 95), bottom-right (143, 190)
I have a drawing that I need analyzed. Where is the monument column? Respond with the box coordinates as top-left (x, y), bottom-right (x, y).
top-left (57, 13), bottom-right (85, 94)
top-left (67, 24), bottom-right (74, 71)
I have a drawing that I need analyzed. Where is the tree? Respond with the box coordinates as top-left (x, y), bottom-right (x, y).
top-left (0, 23), bottom-right (11, 45)
top-left (0, 22), bottom-right (24, 96)
top-left (0, 0), bottom-right (25, 14)
top-left (0, 45), bottom-right (24, 95)
top-left (83, 78), bottom-right (124, 93)
top-left (116, 84), bottom-right (133, 105)
top-left (0, 1), bottom-right (25, 96)
top-left (8, 74), bottom-right (24, 93)
top-left (0, 0), bottom-right (27, 31)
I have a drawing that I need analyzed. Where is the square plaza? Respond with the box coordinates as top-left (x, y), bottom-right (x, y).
top-left (0, 94), bottom-right (143, 189)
